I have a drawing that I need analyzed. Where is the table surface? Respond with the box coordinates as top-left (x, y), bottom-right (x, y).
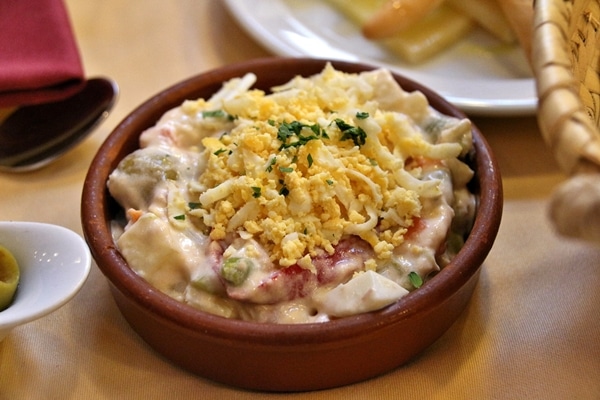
top-left (2, 1), bottom-right (599, 399)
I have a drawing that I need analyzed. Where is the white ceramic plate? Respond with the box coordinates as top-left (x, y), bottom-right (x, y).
top-left (224, 0), bottom-right (537, 116)
top-left (0, 222), bottom-right (91, 340)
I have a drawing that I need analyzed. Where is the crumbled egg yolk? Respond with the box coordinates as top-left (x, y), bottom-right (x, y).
top-left (183, 65), bottom-right (455, 268)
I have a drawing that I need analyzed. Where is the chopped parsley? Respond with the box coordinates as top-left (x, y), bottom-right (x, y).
top-left (356, 111), bottom-right (369, 119)
top-left (202, 109), bottom-right (235, 121)
top-left (279, 133), bottom-right (319, 150)
top-left (213, 148), bottom-right (228, 156)
top-left (335, 118), bottom-right (367, 147)
top-left (307, 153), bottom-right (314, 167)
top-left (173, 214), bottom-right (186, 221)
top-left (276, 121), bottom-right (327, 150)
top-left (266, 157), bottom-right (277, 172)
top-left (188, 202), bottom-right (201, 210)
top-left (277, 120), bottom-right (303, 142)
top-left (279, 166), bottom-right (293, 173)
top-left (251, 186), bottom-right (261, 198)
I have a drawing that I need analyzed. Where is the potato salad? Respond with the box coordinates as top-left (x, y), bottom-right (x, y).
top-left (108, 64), bottom-right (476, 323)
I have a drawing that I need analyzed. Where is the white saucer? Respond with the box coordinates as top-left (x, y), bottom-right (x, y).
top-left (0, 221), bottom-right (91, 341)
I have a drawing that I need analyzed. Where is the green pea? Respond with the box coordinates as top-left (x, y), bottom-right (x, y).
top-left (221, 257), bottom-right (253, 286)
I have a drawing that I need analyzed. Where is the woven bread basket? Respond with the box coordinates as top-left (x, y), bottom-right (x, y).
top-left (533, 0), bottom-right (600, 242)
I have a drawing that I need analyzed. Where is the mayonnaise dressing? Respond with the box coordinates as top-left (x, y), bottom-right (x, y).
top-left (108, 65), bottom-right (476, 323)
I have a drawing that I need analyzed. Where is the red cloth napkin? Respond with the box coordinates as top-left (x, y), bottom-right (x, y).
top-left (0, 0), bottom-right (85, 107)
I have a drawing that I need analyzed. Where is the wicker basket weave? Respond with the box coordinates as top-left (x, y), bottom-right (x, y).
top-left (533, 0), bottom-right (600, 242)
top-left (534, 0), bottom-right (600, 172)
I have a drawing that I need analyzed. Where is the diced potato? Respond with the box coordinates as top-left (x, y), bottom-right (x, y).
top-left (325, 0), bottom-right (474, 64)
top-left (325, 0), bottom-right (381, 25)
top-left (361, 0), bottom-right (445, 39)
top-left (381, 5), bottom-right (474, 64)
top-left (447, 0), bottom-right (516, 44)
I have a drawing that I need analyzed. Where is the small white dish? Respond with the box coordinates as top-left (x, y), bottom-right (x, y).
top-left (0, 221), bottom-right (91, 341)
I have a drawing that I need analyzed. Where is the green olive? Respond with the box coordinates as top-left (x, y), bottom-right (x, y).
top-left (0, 245), bottom-right (20, 311)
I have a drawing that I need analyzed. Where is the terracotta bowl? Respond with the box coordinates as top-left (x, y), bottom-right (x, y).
top-left (81, 57), bottom-right (502, 392)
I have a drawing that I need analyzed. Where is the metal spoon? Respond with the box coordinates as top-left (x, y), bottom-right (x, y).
top-left (0, 77), bottom-right (118, 172)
